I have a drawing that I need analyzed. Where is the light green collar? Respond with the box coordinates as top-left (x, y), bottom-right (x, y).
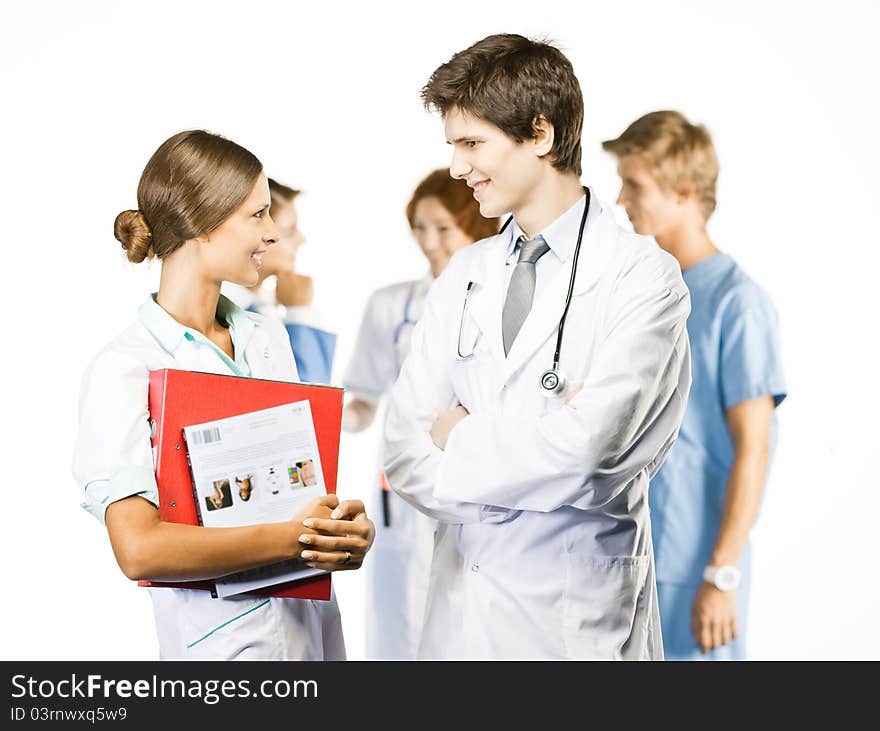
top-left (139, 293), bottom-right (256, 375)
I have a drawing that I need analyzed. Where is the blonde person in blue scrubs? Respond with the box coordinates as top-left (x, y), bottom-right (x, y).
top-left (72, 130), bottom-right (375, 660)
top-left (604, 111), bottom-right (786, 660)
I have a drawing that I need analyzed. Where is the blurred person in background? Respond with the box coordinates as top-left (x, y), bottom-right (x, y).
top-left (342, 168), bottom-right (498, 659)
top-left (224, 178), bottom-right (336, 383)
top-left (604, 110), bottom-right (787, 659)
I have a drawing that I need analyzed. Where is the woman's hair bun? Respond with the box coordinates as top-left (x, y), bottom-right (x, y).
top-left (114, 209), bottom-right (154, 263)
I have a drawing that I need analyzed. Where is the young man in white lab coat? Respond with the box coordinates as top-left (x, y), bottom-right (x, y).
top-left (383, 33), bottom-right (692, 659)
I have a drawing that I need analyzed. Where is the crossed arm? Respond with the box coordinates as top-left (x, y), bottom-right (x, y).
top-left (385, 254), bottom-right (691, 521)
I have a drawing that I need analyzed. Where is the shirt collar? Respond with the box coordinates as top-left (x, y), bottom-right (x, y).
top-left (139, 292), bottom-right (257, 358)
top-left (682, 252), bottom-right (734, 282)
top-left (221, 282), bottom-right (258, 311)
top-left (217, 293), bottom-right (257, 354)
top-left (506, 192), bottom-right (590, 264)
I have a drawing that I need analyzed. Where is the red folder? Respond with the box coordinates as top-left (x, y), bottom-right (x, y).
top-left (140, 368), bottom-right (343, 600)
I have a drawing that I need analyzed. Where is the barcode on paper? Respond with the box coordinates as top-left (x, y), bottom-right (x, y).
top-left (190, 427), bottom-right (221, 446)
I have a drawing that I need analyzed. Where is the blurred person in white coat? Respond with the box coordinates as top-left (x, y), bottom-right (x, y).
top-left (342, 169), bottom-right (498, 659)
top-left (383, 34), bottom-right (691, 659)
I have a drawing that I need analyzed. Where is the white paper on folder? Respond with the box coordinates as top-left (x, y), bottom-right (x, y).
top-left (183, 399), bottom-right (329, 598)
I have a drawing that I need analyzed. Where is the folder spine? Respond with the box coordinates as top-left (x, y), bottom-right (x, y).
top-left (148, 368), bottom-right (169, 490)
top-left (180, 430), bottom-right (206, 527)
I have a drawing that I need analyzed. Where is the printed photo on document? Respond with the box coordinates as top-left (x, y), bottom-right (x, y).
top-left (183, 400), bottom-right (329, 597)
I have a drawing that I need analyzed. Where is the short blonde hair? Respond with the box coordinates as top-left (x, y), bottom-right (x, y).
top-left (603, 111), bottom-right (719, 220)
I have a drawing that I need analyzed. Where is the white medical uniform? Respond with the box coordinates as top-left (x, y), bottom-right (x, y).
top-left (343, 275), bottom-right (438, 659)
top-left (72, 293), bottom-right (346, 660)
top-left (384, 191), bottom-right (692, 659)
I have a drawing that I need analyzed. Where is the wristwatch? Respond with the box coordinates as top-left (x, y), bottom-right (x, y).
top-left (703, 564), bottom-right (741, 592)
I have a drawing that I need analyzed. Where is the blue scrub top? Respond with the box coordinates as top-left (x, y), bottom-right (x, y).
top-left (650, 253), bottom-right (787, 585)
top-left (241, 304), bottom-right (336, 385)
top-left (283, 322), bottom-right (336, 384)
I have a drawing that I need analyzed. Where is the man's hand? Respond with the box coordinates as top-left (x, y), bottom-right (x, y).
top-left (691, 582), bottom-right (738, 654)
top-left (430, 405), bottom-right (469, 450)
top-left (275, 271), bottom-right (314, 307)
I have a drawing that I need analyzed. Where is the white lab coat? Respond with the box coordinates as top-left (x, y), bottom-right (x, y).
top-left (343, 275), bottom-right (438, 659)
top-left (345, 276), bottom-right (434, 401)
top-left (383, 192), bottom-right (691, 659)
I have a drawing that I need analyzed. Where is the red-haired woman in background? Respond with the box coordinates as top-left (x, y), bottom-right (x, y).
top-left (341, 169), bottom-right (498, 659)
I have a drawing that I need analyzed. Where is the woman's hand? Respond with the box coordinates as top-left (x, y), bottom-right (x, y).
top-left (297, 499), bottom-right (375, 571)
top-left (291, 495), bottom-right (338, 554)
top-left (292, 494), bottom-right (338, 526)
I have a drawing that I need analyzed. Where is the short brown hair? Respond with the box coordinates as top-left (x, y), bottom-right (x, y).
top-left (422, 33), bottom-right (584, 176)
top-left (114, 130), bottom-right (263, 263)
top-left (406, 169), bottom-right (499, 242)
top-left (268, 177), bottom-right (301, 215)
top-left (602, 111), bottom-right (719, 220)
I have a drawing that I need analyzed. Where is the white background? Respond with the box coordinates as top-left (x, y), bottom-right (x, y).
top-left (1, 0), bottom-right (877, 660)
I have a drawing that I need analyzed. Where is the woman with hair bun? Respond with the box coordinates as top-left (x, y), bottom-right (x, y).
top-left (73, 130), bottom-right (374, 660)
top-left (341, 168), bottom-right (498, 659)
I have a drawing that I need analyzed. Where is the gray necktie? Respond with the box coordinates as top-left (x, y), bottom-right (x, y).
top-left (502, 234), bottom-right (550, 356)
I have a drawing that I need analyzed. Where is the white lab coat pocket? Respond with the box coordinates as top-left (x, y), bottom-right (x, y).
top-left (562, 554), bottom-right (649, 659)
top-left (179, 592), bottom-right (281, 660)
top-left (449, 324), bottom-right (497, 414)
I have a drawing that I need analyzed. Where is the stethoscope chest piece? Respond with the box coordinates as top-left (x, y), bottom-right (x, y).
top-left (539, 367), bottom-right (567, 397)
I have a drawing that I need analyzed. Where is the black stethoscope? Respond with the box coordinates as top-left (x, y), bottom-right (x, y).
top-left (456, 186), bottom-right (591, 398)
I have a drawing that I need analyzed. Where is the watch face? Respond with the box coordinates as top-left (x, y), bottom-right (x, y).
top-left (716, 566), bottom-right (740, 591)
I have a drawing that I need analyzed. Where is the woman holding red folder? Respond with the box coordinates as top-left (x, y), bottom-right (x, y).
top-left (72, 130), bottom-right (375, 660)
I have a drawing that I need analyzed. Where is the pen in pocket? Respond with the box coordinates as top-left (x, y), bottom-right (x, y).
top-left (380, 470), bottom-right (391, 528)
